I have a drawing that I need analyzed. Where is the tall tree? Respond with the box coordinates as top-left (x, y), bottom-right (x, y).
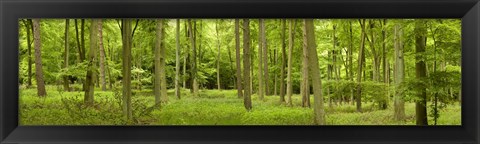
top-left (301, 21), bottom-right (310, 107)
top-left (286, 19), bottom-right (294, 106)
top-left (262, 19), bottom-right (270, 96)
top-left (216, 20), bottom-right (222, 90)
top-left (63, 19), bottom-right (70, 91)
top-left (155, 19), bottom-right (167, 104)
top-left (188, 19), bottom-right (199, 97)
top-left (22, 19), bottom-right (33, 88)
top-left (243, 19), bottom-right (252, 110)
top-left (415, 20), bottom-right (428, 125)
top-left (356, 19), bottom-right (367, 112)
top-left (32, 19), bottom-right (47, 97)
top-left (393, 23), bottom-right (405, 120)
top-left (84, 19), bottom-right (98, 106)
top-left (175, 19), bottom-right (181, 99)
top-left (122, 19), bottom-right (133, 120)
top-left (279, 19), bottom-right (287, 103)
top-left (235, 19), bottom-right (244, 98)
top-left (98, 19), bottom-right (107, 91)
top-left (304, 19), bottom-right (325, 125)
top-left (258, 19), bottom-right (264, 101)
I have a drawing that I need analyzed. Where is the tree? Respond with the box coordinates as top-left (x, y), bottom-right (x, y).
top-left (32, 19), bottom-right (47, 97)
top-left (279, 19), bottom-right (286, 103)
top-left (155, 19), bottom-right (167, 104)
top-left (262, 19), bottom-right (270, 96)
top-left (301, 20), bottom-right (310, 107)
top-left (243, 19), bottom-right (252, 111)
top-left (98, 19), bottom-right (107, 91)
top-left (286, 19), bottom-right (294, 106)
top-left (415, 20), bottom-right (428, 125)
top-left (258, 19), bottom-right (264, 101)
top-left (122, 19), bottom-right (133, 120)
top-left (188, 19), bottom-right (199, 97)
top-left (84, 19), bottom-right (98, 106)
top-left (356, 19), bottom-right (367, 112)
top-left (235, 19), bottom-right (244, 98)
top-left (21, 19), bottom-right (33, 88)
top-left (175, 19), bottom-right (181, 99)
top-left (393, 23), bottom-right (405, 121)
top-left (63, 19), bottom-right (70, 91)
top-left (304, 19), bottom-right (325, 125)
top-left (216, 20), bottom-right (222, 90)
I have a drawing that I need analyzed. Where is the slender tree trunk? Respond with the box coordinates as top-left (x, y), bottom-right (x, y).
top-left (243, 19), bottom-right (252, 110)
top-left (23, 20), bottom-right (34, 88)
top-left (279, 19), bottom-right (287, 103)
top-left (302, 20), bottom-right (310, 107)
top-left (122, 19), bottom-right (133, 120)
top-left (63, 19), bottom-right (70, 91)
top-left (33, 19), bottom-right (47, 97)
top-left (81, 19), bottom-right (86, 90)
top-left (415, 20), bottom-right (428, 125)
top-left (394, 23), bottom-right (405, 121)
top-left (175, 19), bottom-right (181, 99)
top-left (188, 19), bottom-right (199, 97)
top-left (349, 21), bottom-right (354, 105)
top-left (216, 21), bottom-right (222, 90)
top-left (258, 19), bottom-right (264, 101)
top-left (84, 19), bottom-right (98, 106)
top-left (97, 19), bottom-right (106, 91)
top-left (155, 19), bottom-right (167, 104)
top-left (235, 19), bottom-right (244, 98)
top-left (286, 19), bottom-right (294, 106)
top-left (356, 19), bottom-right (367, 112)
top-left (305, 19), bottom-right (325, 125)
top-left (262, 19), bottom-right (270, 96)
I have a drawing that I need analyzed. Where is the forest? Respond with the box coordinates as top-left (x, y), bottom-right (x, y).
top-left (18, 19), bottom-right (461, 125)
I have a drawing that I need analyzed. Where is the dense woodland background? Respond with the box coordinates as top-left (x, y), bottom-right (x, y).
top-left (19, 19), bottom-right (461, 125)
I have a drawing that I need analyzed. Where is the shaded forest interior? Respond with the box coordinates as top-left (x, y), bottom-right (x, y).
top-left (19, 19), bottom-right (461, 125)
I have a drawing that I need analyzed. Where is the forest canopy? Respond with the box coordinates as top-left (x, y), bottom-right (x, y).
top-left (19, 19), bottom-right (461, 125)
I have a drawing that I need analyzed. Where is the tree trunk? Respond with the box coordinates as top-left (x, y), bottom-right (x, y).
top-left (415, 20), bottom-right (428, 126)
top-left (155, 19), bottom-right (167, 104)
top-left (63, 19), bottom-right (70, 91)
top-left (235, 19), bottom-right (243, 98)
top-left (348, 21), bottom-right (354, 105)
top-left (216, 21), bottom-right (222, 90)
top-left (393, 23), bottom-right (405, 121)
top-left (262, 19), bottom-right (270, 96)
top-left (279, 19), bottom-right (287, 103)
top-left (304, 19), bottom-right (325, 125)
top-left (84, 19), bottom-right (98, 106)
top-left (286, 19), bottom-right (294, 106)
top-left (175, 19), bottom-right (181, 99)
top-left (301, 20), bottom-right (310, 107)
top-left (356, 19), bottom-right (367, 112)
top-left (23, 20), bottom-right (33, 88)
top-left (33, 19), bottom-right (47, 97)
top-left (188, 19), bottom-right (199, 97)
top-left (122, 19), bottom-right (133, 120)
top-left (97, 19), bottom-right (106, 91)
top-left (243, 19), bottom-right (252, 111)
top-left (258, 19), bottom-right (264, 101)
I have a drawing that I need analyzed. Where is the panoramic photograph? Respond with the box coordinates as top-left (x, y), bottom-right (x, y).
top-left (18, 19), bottom-right (461, 125)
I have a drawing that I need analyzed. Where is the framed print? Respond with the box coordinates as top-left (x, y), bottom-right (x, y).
top-left (1, 0), bottom-right (479, 143)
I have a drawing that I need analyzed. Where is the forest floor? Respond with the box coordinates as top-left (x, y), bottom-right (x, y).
top-left (19, 85), bottom-right (461, 125)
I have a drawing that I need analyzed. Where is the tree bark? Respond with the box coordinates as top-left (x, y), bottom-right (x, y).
top-left (286, 19), bottom-right (294, 106)
top-left (393, 23), bottom-right (405, 121)
top-left (356, 19), bottom-right (367, 112)
top-left (122, 19), bottom-right (133, 120)
top-left (98, 19), bottom-right (106, 91)
top-left (258, 19), bottom-right (264, 101)
top-left (415, 20), bottom-right (428, 125)
top-left (155, 19), bottom-right (167, 104)
top-left (84, 19), bottom-right (98, 106)
top-left (279, 19), bottom-right (287, 103)
top-left (175, 19), bottom-right (181, 99)
top-left (243, 19), bottom-right (253, 111)
top-left (304, 19), bottom-right (325, 125)
top-left (235, 19), bottom-right (244, 98)
top-left (262, 19), bottom-right (270, 96)
top-left (33, 19), bottom-right (47, 97)
top-left (302, 20), bottom-right (310, 107)
top-left (188, 19), bottom-right (199, 97)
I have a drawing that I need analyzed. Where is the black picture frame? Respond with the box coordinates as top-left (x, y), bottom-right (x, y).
top-left (1, 0), bottom-right (479, 143)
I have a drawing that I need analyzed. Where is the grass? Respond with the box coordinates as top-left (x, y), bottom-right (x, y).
top-left (19, 85), bottom-right (461, 125)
